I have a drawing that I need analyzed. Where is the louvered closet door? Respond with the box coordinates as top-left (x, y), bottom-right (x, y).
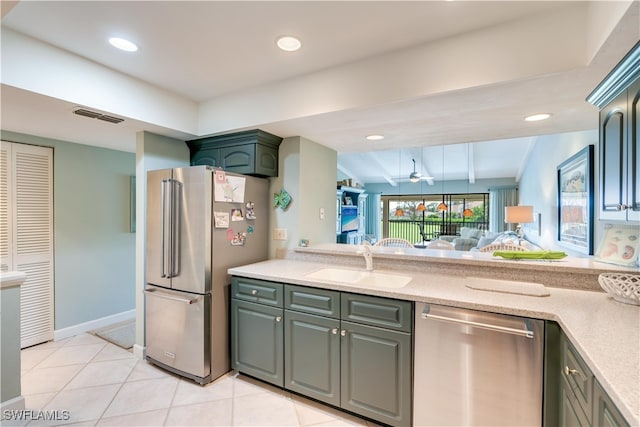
top-left (2, 141), bottom-right (54, 348)
top-left (0, 142), bottom-right (13, 272)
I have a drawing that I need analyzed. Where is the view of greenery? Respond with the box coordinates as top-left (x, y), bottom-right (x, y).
top-left (383, 194), bottom-right (489, 242)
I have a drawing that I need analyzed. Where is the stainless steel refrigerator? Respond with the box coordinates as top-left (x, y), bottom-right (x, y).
top-left (144, 166), bottom-right (268, 384)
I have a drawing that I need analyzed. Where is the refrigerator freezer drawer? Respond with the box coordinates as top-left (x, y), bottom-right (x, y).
top-left (145, 286), bottom-right (211, 383)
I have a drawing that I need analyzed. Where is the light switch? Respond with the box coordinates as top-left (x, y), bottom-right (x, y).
top-left (273, 228), bottom-right (288, 240)
top-left (319, 208), bottom-right (325, 220)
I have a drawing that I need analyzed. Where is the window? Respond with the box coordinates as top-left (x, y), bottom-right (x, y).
top-left (381, 193), bottom-right (489, 243)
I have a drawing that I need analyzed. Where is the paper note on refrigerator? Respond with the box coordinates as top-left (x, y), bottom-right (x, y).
top-left (214, 175), bottom-right (246, 203)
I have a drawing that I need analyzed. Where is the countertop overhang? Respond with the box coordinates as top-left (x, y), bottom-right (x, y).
top-left (229, 256), bottom-right (640, 426)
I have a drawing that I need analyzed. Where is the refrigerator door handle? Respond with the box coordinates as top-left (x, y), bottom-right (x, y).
top-left (161, 179), bottom-right (171, 278)
top-left (144, 288), bottom-right (200, 305)
top-left (421, 311), bottom-right (534, 338)
top-left (170, 179), bottom-right (181, 278)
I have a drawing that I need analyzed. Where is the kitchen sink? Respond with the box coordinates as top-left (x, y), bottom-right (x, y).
top-left (305, 268), bottom-right (412, 288)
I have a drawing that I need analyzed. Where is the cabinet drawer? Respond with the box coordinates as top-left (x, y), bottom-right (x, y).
top-left (231, 277), bottom-right (283, 307)
top-left (341, 293), bottom-right (412, 332)
top-left (561, 334), bottom-right (593, 423)
top-left (285, 285), bottom-right (340, 318)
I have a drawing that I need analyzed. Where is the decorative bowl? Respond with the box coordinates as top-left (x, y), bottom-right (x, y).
top-left (598, 273), bottom-right (640, 305)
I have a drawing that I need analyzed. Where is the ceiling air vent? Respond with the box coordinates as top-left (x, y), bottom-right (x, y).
top-left (73, 108), bottom-right (124, 124)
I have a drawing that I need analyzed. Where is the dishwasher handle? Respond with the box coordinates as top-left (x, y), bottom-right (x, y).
top-left (421, 310), bottom-right (534, 339)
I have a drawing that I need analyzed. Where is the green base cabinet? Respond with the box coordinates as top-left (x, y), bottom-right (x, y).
top-left (230, 299), bottom-right (284, 387)
top-left (340, 320), bottom-right (412, 426)
top-left (232, 278), bottom-right (412, 427)
top-left (593, 381), bottom-right (630, 427)
top-left (545, 322), bottom-right (630, 427)
top-left (230, 277), bottom-right (284, 387)
top-left (284, 310), bottom-right (340, 406)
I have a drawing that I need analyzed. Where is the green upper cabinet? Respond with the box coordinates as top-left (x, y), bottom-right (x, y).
top-left (186, 129), bottom-right (282, 177)
top-left (587, 41), bottom-right (640, 221)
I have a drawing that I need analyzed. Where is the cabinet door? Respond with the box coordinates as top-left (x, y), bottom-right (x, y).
top-left (599, 90), bottom-right (628, 220)
top-left (340, 321), bottom-right (411, 427)
top-left (628, 79), bottom-right (640, 221)
top-left (191, 147), bottom-right (220, 167)
top-left (593, 381), bottom-right (630, 427)
top-left (220, 145), bottom-right (254, 175)
top-left (560, 379), bottom-right (590, 427)
top-left (255, 144), bottom-right (278, 177)
top-left (284, 310), bottom-right (340, 406)
top-left (231, 299), bottom-right (283, 386)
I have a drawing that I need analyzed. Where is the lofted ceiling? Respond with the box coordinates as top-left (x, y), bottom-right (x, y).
top-left (1, 1), bottom-right (639, 185)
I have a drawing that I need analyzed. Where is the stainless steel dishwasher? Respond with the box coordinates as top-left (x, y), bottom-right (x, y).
top-left (414, 303), bottom-right (544, 426)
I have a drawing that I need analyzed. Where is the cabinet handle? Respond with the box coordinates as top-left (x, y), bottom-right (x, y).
top-left (564, 366), bottom-right (579, 376)
top-left (331, 328), bottom-right (338, 334)
top-left (340, 329), bottom-right (346, 336)
top-left (275, 316), bottom-right (282, 322)
top-left (251, 289), bottom-right (258, 295)
top-left (616, 204), bottom-right (629, 211)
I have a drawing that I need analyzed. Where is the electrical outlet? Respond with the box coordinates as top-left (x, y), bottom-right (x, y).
top-left (273, 228), bottom-right (288, 240)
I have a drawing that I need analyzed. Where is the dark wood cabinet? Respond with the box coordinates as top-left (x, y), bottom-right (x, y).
top-left (587, 41), bottom-right (640, 221)
top-left (187, 129), bottom-right (282, 177)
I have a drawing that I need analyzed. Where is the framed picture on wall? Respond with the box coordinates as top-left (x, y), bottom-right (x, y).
top-left (557, 145), bottom-right (594, 254)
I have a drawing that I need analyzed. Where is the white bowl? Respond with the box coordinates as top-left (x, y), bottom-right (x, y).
top-left (598, 273), bottom-right (640, 305)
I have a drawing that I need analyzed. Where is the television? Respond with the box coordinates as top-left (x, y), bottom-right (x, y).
top-left (340, 206), bottom-right (359, 233)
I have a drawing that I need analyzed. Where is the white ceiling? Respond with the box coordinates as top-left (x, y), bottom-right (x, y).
top-left (1, 1), bottom-right (639, 184)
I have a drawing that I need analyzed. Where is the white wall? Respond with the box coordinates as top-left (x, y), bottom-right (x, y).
top-left (518, 130), bottom-right (598, 255)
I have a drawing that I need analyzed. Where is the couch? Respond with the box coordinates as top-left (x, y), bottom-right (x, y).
top-left (440, 228), bottom-right (542, 251)
top-left (439, 227), bottom-right (484, 251)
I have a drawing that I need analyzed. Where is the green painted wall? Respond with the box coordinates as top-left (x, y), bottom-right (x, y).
top-left (269, 136), bottom-right (337, 258)
top-left (134, 131), bottom-right (190, 348)
top-left (1, 285), bottom-right (22, 404)
top-left (1, 130), bottom-right (136, 329)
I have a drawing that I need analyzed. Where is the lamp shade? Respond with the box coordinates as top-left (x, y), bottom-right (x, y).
top-left (462, 208), bottom-right (473, 218)
top-left (436, 202), bottom-right (448, 212)
top-left (417, 203), bottom-right (426, 212)
top-left (504, 205), bottom-right (534, 223)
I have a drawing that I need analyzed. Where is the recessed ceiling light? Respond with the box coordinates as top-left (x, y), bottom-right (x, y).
top-left (366, 135), bottom-right (384, 141)
top-left (525, 113), bottom-right (551, 122)
top-left (276, 36), bottom-right (301, 52)
top-left (108, 37), bottom-right (138, 52)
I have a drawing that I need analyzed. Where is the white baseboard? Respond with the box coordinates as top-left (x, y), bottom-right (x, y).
top-left (1, 395), bottom-right (25, 411)
top-left (54, 309), bottom-right (135, 341)
top-left (132, 344), bottom-right (145, 360)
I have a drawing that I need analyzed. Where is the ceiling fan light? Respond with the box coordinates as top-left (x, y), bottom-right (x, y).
top-left (463, 208), bottom-right (473, 218)
top-left (409, 172), bottom-right (421, 183)
top-left (436, 202), bottom-right (448, 212)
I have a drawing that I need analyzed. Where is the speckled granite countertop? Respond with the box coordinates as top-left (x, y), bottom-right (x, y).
top-left (229, 257), bottom-right (640, 426)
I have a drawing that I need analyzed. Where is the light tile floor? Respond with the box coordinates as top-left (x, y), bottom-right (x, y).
top-left (8, 333), bottom-right (380, 427)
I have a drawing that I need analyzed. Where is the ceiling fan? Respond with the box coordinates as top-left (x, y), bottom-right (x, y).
top-left (409, 158), bottom-right (433, 182)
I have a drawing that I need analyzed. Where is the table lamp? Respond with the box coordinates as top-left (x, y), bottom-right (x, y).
top-left (504, 205), bottom-right (534, 242)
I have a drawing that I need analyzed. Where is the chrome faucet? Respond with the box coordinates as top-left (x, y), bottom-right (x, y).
top-left (358, 242), bottom-right (374, 271)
